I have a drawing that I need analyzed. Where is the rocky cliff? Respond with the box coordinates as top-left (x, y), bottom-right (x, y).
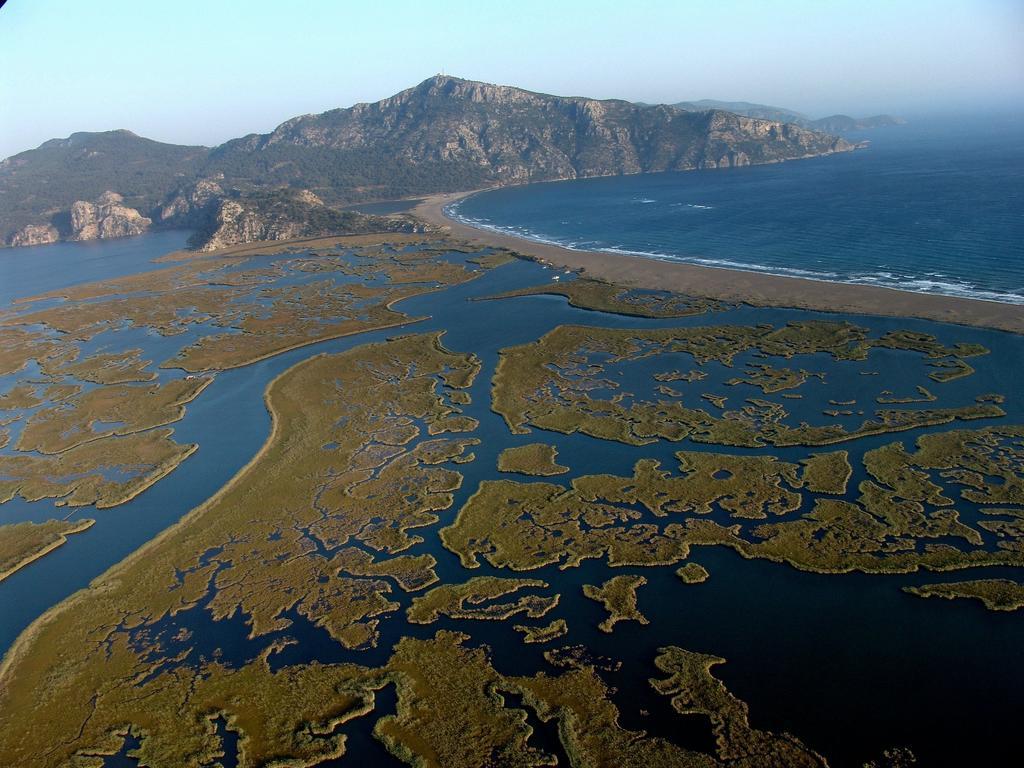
top-left (156, 176), bottom-right (225, 228)
top-left (68, 191), bottom-right (151, 241)
top-left (216, 76), bottom-right (852, 186)
top-left (6, 191), bottom-right (151, 246)
top-left (8, 223), bottom-right (59, 247)
top-left (189, 189), bottom-right (425, 252)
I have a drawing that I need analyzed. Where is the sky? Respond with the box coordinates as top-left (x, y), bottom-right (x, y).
top-left (1, 0), bottom-right (1022, 159)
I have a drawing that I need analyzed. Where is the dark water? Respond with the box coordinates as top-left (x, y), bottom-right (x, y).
top-left (454, 116), bottom-right (1024, 304)
top-left (0, 234), bottom-right (1022, 767)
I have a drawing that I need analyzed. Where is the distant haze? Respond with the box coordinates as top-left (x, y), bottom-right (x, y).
top-left (1, 0), bottom-right (1022, 159)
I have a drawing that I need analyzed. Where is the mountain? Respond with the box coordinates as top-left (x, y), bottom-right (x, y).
top-left (805, 114), bottom-right (906, 132)
top-left (671, 100), bottom-right (809, 124)
top-left (0, 130), bottom-right (206, 242)
top-left (209, 76), bottom-right (852, 192)
top-left (1, 76), bottom-right (858, 249)
top-left (672, 100), bottom-right (904, 134)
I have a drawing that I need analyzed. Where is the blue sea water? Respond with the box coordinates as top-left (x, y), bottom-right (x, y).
top-left (453, 115), bottom-right (1024, 304)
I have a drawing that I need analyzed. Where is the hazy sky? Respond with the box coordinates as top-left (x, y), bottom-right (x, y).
top-left (2, 0), bottom-right (1022, 158)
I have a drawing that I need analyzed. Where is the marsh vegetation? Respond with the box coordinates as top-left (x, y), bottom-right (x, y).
top-left (0, 249), bottom-right (1019, 767)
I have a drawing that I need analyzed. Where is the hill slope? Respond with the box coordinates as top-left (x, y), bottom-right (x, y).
top-left (0, 131), bottom-right (207, 241)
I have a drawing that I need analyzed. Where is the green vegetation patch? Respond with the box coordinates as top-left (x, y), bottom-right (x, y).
top-left (482, 277), bottom-right (727, 318)
top-left (0, 332), bottom-right (485, 766)
top-left (445, 427), bottom-right (1024, 577)
top-left (0, 428), bottom-right (198, 508)
top-left (798, 451), bottom-right (852, 494)
top-left (49, 348), bottom-right (156, 384)
top-left (497, 443), bottom-right (569, 476)
top-left (514, 619), bottom-right (569, 644)
top-left (877, 386), bottom-right (936, 404)
top-left (466, 249), bottom-right (517, 268)
top-left (904, 579), bottom-right (1024, 611)
top-left (0, 519), bottom-right (95, 581)
top-left (676, 563), bottom-right (710, 584)
top-left (654, 369), bottom-right (707, 383)
top-left (651, 646), bottom-right (827, 765)
top-left (17, 377), bottom-right (211, 454)
top-left (0, 384), bottom-right (44, 410)
top-left (726, 363), bottom-right (824, 393)
top-left (407, 577), bottom-right (559, 624)
top-left (491, 322), bottom-right (1000, 448)
top-left (583, 574), bottom-right (649, 632)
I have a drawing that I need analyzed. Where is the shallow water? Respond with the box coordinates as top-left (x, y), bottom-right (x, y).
top-left (453, 116), bottom-right (1024, 304)
top-left (0, 233), bottom-right (1021, 767)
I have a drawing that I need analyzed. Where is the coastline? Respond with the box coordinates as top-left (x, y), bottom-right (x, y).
top-left (413, 190), bottom-right (1024, 335)
top-left (0, 519), bottom-right (95, 584)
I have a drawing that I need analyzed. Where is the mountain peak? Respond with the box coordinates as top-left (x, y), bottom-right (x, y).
top-left (418, 73), bottom-right (469, 87)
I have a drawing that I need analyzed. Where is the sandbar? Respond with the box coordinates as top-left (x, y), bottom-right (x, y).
top-left (414, 191), bottom-right (1024, 334)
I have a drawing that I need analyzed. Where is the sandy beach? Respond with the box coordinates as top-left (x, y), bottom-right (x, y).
top-left (414, 190), bottom-right (1024, 334)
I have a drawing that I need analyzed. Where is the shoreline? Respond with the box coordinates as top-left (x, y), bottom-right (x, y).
top-left (413, 190), bottom-right (1024, 335)
top-left (0, 519), bottom-right (95, 584)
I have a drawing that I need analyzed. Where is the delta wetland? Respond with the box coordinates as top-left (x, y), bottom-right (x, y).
top-left (0, 231), bottom-right (1022, 767)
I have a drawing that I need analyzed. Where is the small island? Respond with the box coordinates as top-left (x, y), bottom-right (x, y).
top-left (904, 579), bottom-right (1024, 612)
top-left (497, 443), bottom-right (570, 476)
top-left (583, 574), bottom-right (650, 633)
top-left (676, 562), bottom-right (710, 584)
top-left (514, 618), bottom-right (569, 644)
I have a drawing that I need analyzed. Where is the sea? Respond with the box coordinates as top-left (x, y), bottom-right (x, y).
top-left (452, 114), bottom-right (1024, 305)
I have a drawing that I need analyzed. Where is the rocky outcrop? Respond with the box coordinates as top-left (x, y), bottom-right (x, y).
top-left (8, 224), bottom-right (59, 247)
top-left (190, 189), bottom-right (424, 252)
top-left (68, 191), bottom-right (151, 241)
top-left (156, 176), bottom-right (225, 227)
top-left (196, 199), bottom-right (283, 251)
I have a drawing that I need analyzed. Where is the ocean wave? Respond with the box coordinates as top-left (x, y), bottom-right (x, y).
top-left (845, 274), bottom-right (1024, 304)
top-left (445, 207), bottom-right (1024, 306)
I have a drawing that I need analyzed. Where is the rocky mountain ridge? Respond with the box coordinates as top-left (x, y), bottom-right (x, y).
top-left (671, 99), bottom-right (904, 132)
top-left (226, 76), bottom-right (853, 181)
top-left (189, 188), bottom-right (427, 251)
top-left (805, 114), bottom-right (906, 132)
top-left (1, 76), bottom-right (865, 249)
